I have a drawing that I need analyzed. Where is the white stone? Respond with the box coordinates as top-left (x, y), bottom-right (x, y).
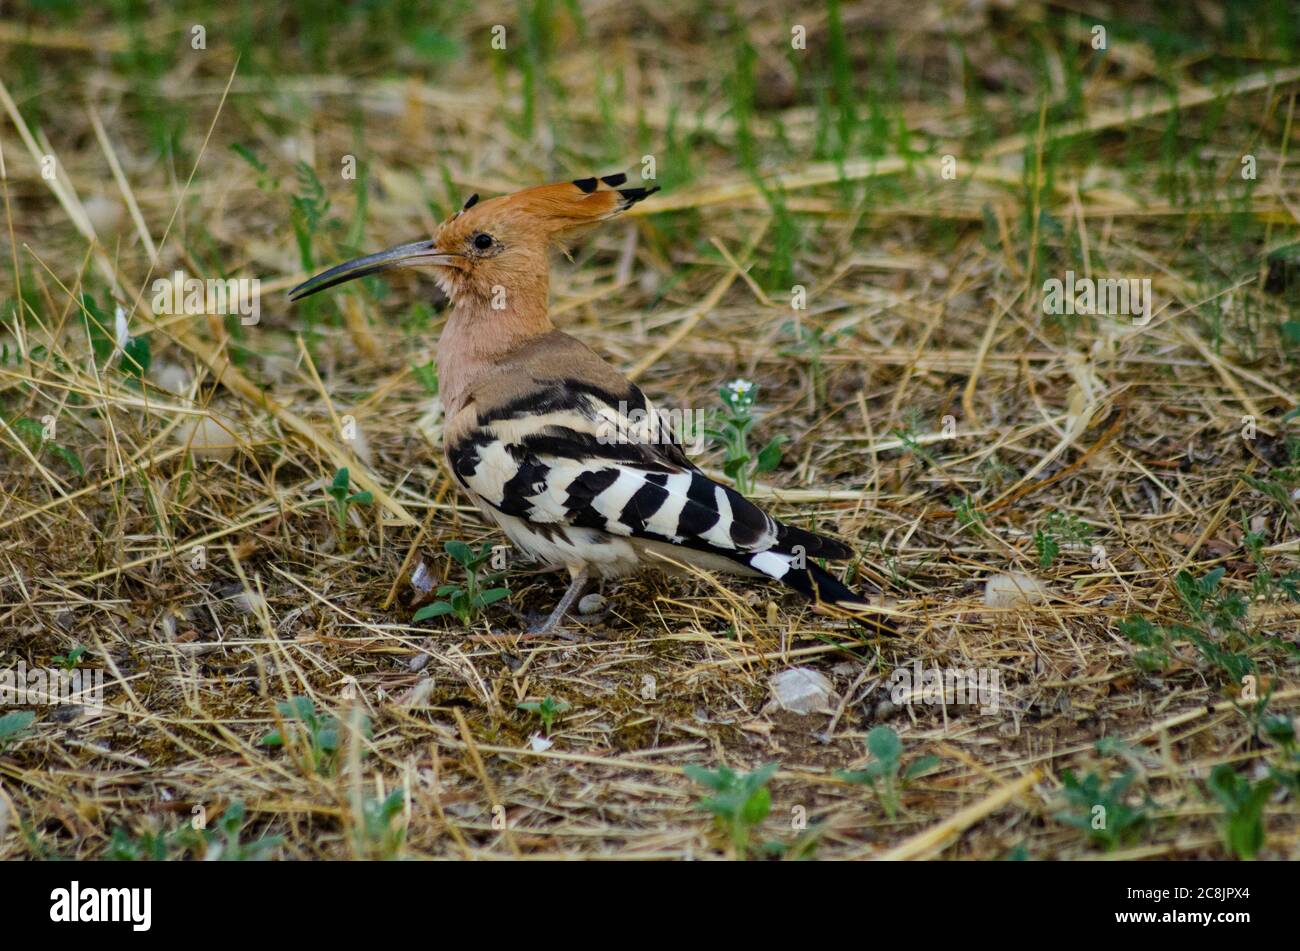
top-left (177, 415), bottom-right (238, 462)
top-left (769, 667), bottom-right (837, 715)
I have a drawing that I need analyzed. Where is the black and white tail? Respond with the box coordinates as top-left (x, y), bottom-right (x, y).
top-left (730, 534), bottom-right (894, 633)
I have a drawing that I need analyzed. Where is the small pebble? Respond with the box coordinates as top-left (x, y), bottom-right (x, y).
top-left (409, 560), bottom-right (434, 599)
top-left (769, 667), bottom-right (837, 716)
top-left (150, 361), bottom-right (191, 396)
top-left (874, 699), bottom-right (899, 720)
top-left (177, 415), bottom-right (238, 462)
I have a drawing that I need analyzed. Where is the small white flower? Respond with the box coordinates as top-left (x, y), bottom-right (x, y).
top-left (725, 379), bottom-right (756, 412)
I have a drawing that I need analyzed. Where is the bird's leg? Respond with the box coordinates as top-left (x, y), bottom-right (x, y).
top-left (527, 566), bottom-right (589, 636)
top-left (503, 561), bottom-right (568, 626)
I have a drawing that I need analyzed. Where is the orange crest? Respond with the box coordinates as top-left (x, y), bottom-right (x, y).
top-left (437, 173), bottom-right (658, 250)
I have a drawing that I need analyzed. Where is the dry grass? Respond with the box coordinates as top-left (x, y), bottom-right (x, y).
top-left (1, 1), bottom-right (1299, 860)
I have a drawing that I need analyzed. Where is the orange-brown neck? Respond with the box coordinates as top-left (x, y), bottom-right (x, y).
top-left (436, 268), bottom-right (552, 416)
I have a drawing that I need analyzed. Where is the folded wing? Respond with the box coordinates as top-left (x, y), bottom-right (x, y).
top-left (447, 346), bottom-right (875, 613)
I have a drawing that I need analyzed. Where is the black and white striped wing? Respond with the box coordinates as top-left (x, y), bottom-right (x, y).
top-left (448, 384), bottom-right (866, 606)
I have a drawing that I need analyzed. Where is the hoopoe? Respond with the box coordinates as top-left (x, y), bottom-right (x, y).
top-left (291, 175), bottom-right (891, 635)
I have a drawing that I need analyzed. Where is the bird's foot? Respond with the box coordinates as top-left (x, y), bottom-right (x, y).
top-left (470, 616), bottom-right (578, 643)
top-left (514, 607), bottom-right (573, 639)
top-left (525, 618), bottom-right (580, 641)
top-left (520, 568), bottom-right (590, 640)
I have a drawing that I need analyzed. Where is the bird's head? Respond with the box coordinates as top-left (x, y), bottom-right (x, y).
top-left (289, 175), bottom-right (658, 307)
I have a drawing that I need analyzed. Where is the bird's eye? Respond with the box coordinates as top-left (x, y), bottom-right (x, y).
top-left (472, 232), bottom-right (494, 251)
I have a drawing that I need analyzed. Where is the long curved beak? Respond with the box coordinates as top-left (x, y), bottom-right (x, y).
top-left (289, 240), bottom-right (459, 301)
